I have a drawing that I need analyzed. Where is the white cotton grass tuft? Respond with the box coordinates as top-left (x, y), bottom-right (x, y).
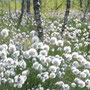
top-left (40, 50), bottom-right (48, 56)
top-left (14, 75), bottom-right (27, 87)
top-left (6, 58), bottom-right (14, 65)
top-left (22, 70), bottom-right (29, 76)
top-left (0, 45), bottom-right (3, 51)
top-left (50, 37), bottom-right (57, 45)
top-left (72, 68), bottom-right (80, 75)
top-left (29, 48), bottom-right (37, 57)
top-left (65, 54), bottom-right (72, 61)
top-left (50, 72), bottom-right (56, 78)
top-left (13, 51), bottom-right (20, 57)
top-left (32, 36), bottom-right (39, 43)
top-left (37, 42), bottom-right (43, 49)
top-left (55, 81), bottom-right (64, 86)
top-left (46, 57), bottom-right (51, 63)
top-left (43, 44), bottom-right (50, 51)
top-left (52, 58), bottom-right (61, 66)
top-left (1, 28), bottom-right (9, 38)
top-left (79, 72), bottom-right (87, 78)
top-left (84, 62), bottom-right (90, 69)
top-left (77, 55), bottom-right (84, 61)
top-left (78, 80), bottom-right (85, 88)
top-left (64, 46), bottom-right (71, 53)
top-left (72, 52), bottom-right (78, 58)
top-left (49, 65), bottom-right (57, 73)
top-left (23, 51), bottom-right (30, 59)
top-left (33, 62), bottom-right (39, 70)
top-left (18, 60), bottom-right (26, 69)
top-left (83, 69), bottom-right (89, 75)
top-left (76, 23), bottom-right (81, 28)
top-left (63, 84), bottom-right (70, 90)
top-left (9, 45), bottom-right (16, 53)
top-left (71, 83), bottom-right (76, 88)
top-left (56, 40), bottom-right (64, 46)
top-left (72, 61), bottom-right (80, 67)
top-left (2, 44), bottom-right (8, 50)
top-left (0, 50), bottom-right (7, 59)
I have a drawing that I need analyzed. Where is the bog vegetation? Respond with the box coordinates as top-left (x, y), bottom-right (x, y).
top-left (0, 0), bottom-right (90, 90)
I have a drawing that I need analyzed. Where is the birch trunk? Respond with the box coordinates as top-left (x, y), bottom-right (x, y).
top-left (17, 0), bottom-right (25, 28)
top-left (82, 0), bottom-right (90, 21)
top-left (15, 0), bottom-right (16, 13)
top-left (62, 0), bottom-right (70, 32)
top-left (8, 0), bottom-right (11, 16)
top-left (2, 1), bottom-right (4, 15)
top-left (80, 0), bottom-right (83, 12)
top-left (80, 0), bottom-right (83, 8)
top-left (33, 0), bottom-right (43, 39)
top-left (26, 0), bottom-right (31, 14)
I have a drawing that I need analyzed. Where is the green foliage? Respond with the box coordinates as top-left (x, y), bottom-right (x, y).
top-left (0, 0), bottom-right (88, 14)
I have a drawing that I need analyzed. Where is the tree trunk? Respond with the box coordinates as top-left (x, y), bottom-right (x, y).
top-left (1, 2), bottom-right (4, 15)
top-left (80, 0), bottom-right (83, 8)
top-left (62, 0), bottom-right (71, 32)
top-left (8, 0), bottom-right (11, 16)
top-left (82, 0), bottom-right (90, 21)
top-left (33, 0), bottom-right (43, 40)
top-left (26, 0), bottom-right (31, 14)
top-left (55, 0), bottom-right (58, 9)
top-left (39, 0), bottom-right (42, 4)
top-left (80, 0), bottom-right (83, 12)
top-left (15, 0), bottom-right (16, 13)
top-left (17, 0), bottom-right (25, 28)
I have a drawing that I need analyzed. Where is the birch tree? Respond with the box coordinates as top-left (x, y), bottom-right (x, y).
top-left (62, 0), bottom-right (71, 32)
top-left (17, 0), bottom-right (25, 28)
top-left (8, 0), bottom-right (11, 17)
top-left (1, 0), bottom-right (4, 15)
top-left (26, 0), bottom-right (31, 14)
top-left (80, 0), bottom-right (83, 12)
top-left (82, 0), bottom-right (90, 21)
top-left (33, 0), bottom-right (43, 39)
top-left (80, 0), bottom-right (83, 9)
top-left (15, 0), bottom-right (16, 13)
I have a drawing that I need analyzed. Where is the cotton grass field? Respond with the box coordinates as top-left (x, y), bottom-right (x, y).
top-left (0, 0), bottom-right (90, 90)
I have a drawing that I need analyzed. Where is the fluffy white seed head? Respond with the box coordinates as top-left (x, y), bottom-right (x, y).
top-left (1, 28), bottom-right (9, 38)
top-left (55, 81), bottom-right (64, 86)
top-left (63, 84), bottom-right (70, 90)
top-left (79, 72), bottom-right (87, 78)
top-left (52, 58), bottom-right (61, 66)
top-left (23, 51), bottom-right (30, 59)
top-left (29, 48), bottom-right (37, 57)
top-left (50, 72), bottom-right (56, 78)
top-left (9, 45), bottom-right (16, 53)
top-left (13, 51), bottom-right (20, 57)
top-left (72, 69), bottom-right (80, 75)
top-left (71, 83), bottom-right (76, 88)
top-left (43, 44), bottom-right (50, 51)
top-left (32, 36), bottom-right (39, 43)
top-left (56, 40), bottom-right (64, 46)
top-left (72, 52), bottom-right (78, 58)
top-left (49, 65), bottom-right (57, 73)
top-left (64, 46), bottom-right (71, 53)
top-left (50, 37), bottom-right (57, 45)
top-left (37, 42), bottom-right (43, 49)
top-left (78, 80), bottom-right (85, 88)
top-left (40, 50), bottom-right (47, 56)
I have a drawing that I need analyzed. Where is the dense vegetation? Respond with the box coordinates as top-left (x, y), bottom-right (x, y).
top-left (0, 0), bottom-right (90, 90)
